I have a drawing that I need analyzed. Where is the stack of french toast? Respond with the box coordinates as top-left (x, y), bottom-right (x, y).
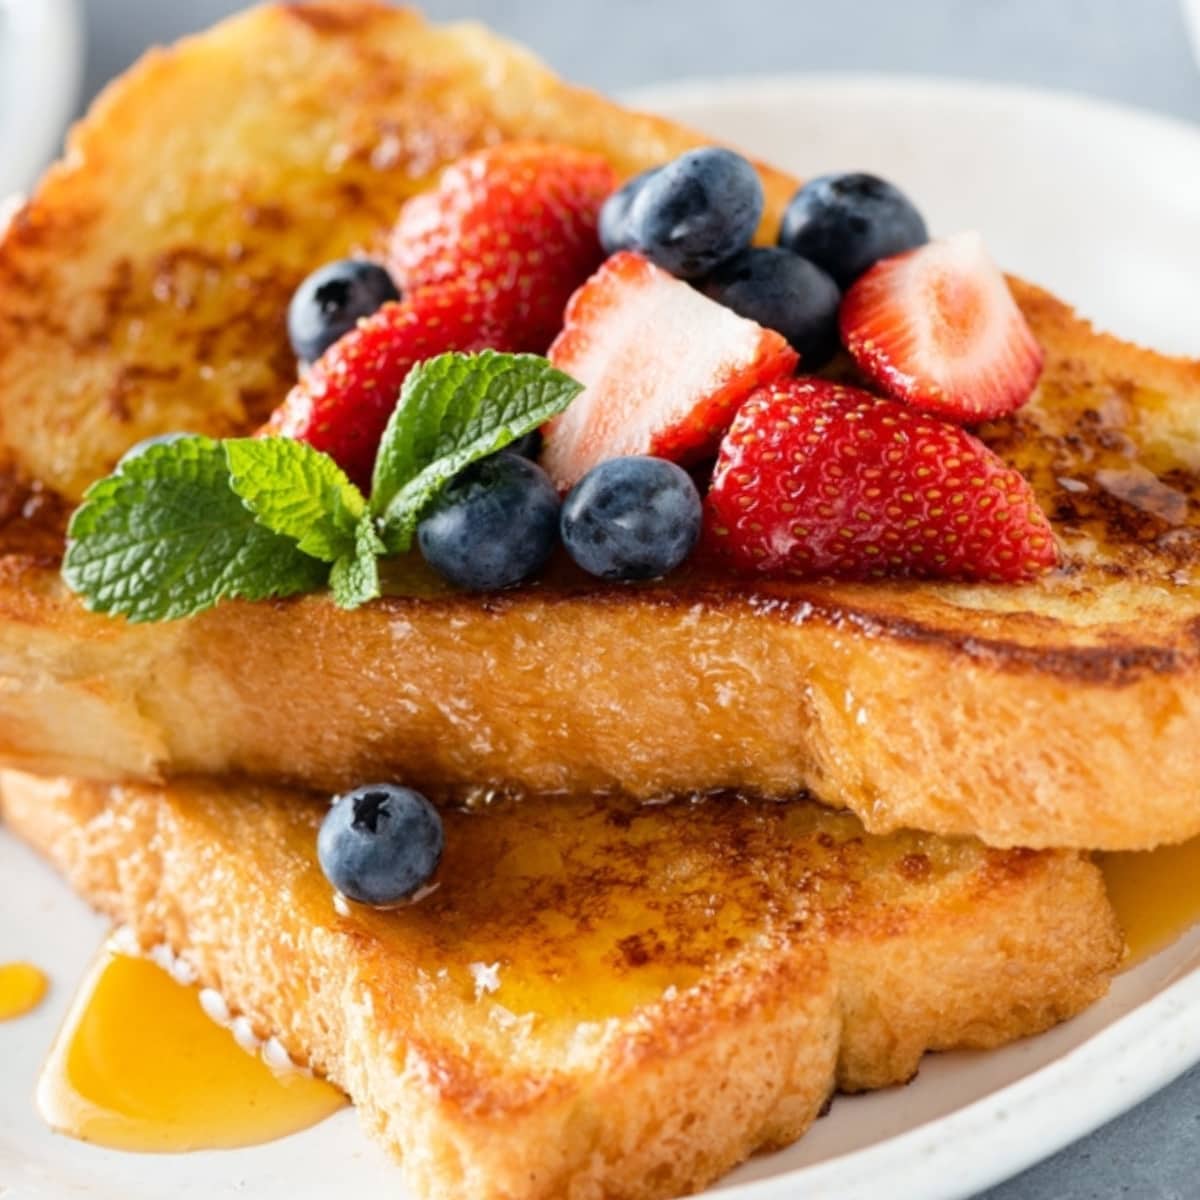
top-left (1, 4), bottom-right (1198, 1198)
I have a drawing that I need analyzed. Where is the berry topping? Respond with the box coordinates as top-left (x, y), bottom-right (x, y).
top-left (388, 143), bottom-right (617, 351)
top-left (778, 172), bottom-right (928, 288)
top-left (840, 232), bottom-right (1044, 422)
top-left (598, 168), bottom-right (657, 256)
top-left (317, 783), bottom-right (444, 908)
top-left (543, 252), bottom-right (797, 490)
top-left (261, 283), bottom-right (517, 489)
top-left (506, 428), bottom-right (543, 461)
top-left (625, 147), bottom-right (764, 279)
top-left (704, 378), bottom-right (1059, 583)
top-left (287, 259), bottom-right (400, 365)
top-left (561, 456), bottom-right (701, 581)
top-left (702, 247), bottom-right (841, 367)
top-left (418, 451), bottom-right (560, 591)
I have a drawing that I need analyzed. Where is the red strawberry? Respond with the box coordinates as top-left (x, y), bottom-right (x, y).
top-left (388, 143), bottom-right (617, 352)
top-left (839, 231), bottom-right (1043, 422)
top-left (704, 377), bottom-right (1059, 583)
top-left (542, 252), bottom-right (797, 490)
top-left (260, 283), bottom-right (516, 488)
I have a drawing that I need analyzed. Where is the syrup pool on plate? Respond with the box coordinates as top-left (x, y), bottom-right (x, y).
top-left (1099, 837), bottom-right (1200, 965)
top-left (37, 941), bottom-right (346, 1152)
top-left (0, 961), bottom-right (48, 1020)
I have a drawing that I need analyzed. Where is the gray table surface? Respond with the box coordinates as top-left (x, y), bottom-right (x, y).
top-left (80, 2), bottom-right (1200, 1198)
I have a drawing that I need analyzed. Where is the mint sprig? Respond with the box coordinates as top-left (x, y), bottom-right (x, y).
top-left (330, 515), bottom-right (386, 609)
top-left (370, 351), bottom-right (582, 551)
top-left (225, 437), bottom-right (365, 563)
top-left (62, 438), bottom-right (327, 623)
top-left (61, 352), bottom-right (580, 621)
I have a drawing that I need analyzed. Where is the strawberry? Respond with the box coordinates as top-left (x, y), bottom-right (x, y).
top-left (388, 143), bottom-right (618, 352)
top-left (704, 377), bottom-right (1059, 583)
top-left (542, 252), bottom-right (797, 490)
top-left (260, 283), bottom-right (516, 488)
top-left (839, 231), bottom-right (1043, 422)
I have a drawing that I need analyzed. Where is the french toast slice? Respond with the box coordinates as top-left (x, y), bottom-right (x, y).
top-left (0, 771), bottom-right (1120, 1200)
top-left (0, 2), bottom-right (1198, 849)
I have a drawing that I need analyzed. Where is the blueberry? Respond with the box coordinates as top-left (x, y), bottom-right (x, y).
top-left (561, 456), bottom-right (701, 581)
top-left (777, 172), bottom-right (927, 288)
top-left (117, 432), bottom-right (194, 467)
top-left (317, 783), bottom-right (444, 907)
top-left (288, 259), bottom-right (400, 364)
top-left (418, 452), bottom-right (560, 591)
top-left (703, 247), bottom-right (841, 367)
top-left (598, 168), bottom-right (658, 256)
top-left (627, 147), bottom-right (763, 279)
top-left (506, 428), bottom-right (543, 461)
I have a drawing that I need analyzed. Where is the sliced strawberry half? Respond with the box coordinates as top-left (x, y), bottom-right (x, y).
top-left (542, 252), bottom-right (797, 491)
top-left (388, 143), bottom-right (617, 353)
top-left (704, 377), bottom-right (1059, 583)
top-left (839, 231), bottom-right (1043, 422)
top-left (260, 283), bottom-right (517, 489)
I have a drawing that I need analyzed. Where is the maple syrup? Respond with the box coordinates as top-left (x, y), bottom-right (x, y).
top-left (0, 961), bottom-right (47, 1020)
top-left (37, 944), bottom-right (346, 1152)
top-left (1100, 837), bottom-right (1200, 965)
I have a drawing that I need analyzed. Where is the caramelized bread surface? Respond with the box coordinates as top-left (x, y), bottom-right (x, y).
top-left (0, 2), bottom-right (795, 503)
top-left (0, 3), bottom-right (1197, 847)
top-left (0, 771), bottom-right (1120, 1200)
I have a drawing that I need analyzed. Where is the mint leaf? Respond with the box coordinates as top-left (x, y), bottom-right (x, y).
top-left (330, 515), bottom-right (386, 610)
top-left (224, 437), bottom-right (365, 563)
top-left (369, 351), bottom-right (582, 551)
top-left (62, 437), bottom-right (327, 623)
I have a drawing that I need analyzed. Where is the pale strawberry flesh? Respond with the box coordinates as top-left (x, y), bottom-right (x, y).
top-left (543, 252), bottom-right (797, 491)
top-left (840, 232), bottom-right (1043, 422)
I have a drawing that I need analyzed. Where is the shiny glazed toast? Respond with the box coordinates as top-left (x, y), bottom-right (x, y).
top-left (0, 771), bottom-right (1120, 1200)
top-left (0, 3), bottom-right (1198, 849)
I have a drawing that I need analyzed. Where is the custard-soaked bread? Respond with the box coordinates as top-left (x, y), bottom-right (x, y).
top-left (5, 286), bottom-right (1200, 848)
top-left (0, 2), bottom-right (795, 502)
top-left (0, 772), bottom-right (1121, 1200)
top-left (0, 2), bottom-right (1198, 848)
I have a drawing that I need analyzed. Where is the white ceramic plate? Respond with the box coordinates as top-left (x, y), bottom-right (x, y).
top-left (0, 0), bottom-right (83, 199)
top-left (4, 75), bottom-right (1200, 1200)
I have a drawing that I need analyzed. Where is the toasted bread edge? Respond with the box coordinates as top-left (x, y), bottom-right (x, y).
top-left (0, 771), bottom-right (1119, 1200)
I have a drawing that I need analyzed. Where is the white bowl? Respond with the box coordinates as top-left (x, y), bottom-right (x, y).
top-left (0, 0), bottom-right (84, 199)
top-left (1185, 0), bottom-right (1200, 65)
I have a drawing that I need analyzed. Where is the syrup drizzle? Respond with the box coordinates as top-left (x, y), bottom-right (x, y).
top-left (37, 942), bottom-right (346, 1152)
top-left (1099, 837), bottom-right (1200, 965)
top-left (17, 840), bottom-right (1200, 1156)
top-left (0, 962), bottom-right (47, 1021)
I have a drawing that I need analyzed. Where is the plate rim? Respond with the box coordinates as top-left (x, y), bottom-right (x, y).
top-left (623, 70), bottom-right (1200, 150)
top-left (722, 965), bottom-right (1200, 1200)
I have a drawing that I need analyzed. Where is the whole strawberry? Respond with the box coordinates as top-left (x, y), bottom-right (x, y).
top-left (261, 283), bottom-right (516, 489)
top-left (388, 143), bottom-right (618, 352)
top-left (704, 378), bottom-right (1059, 583)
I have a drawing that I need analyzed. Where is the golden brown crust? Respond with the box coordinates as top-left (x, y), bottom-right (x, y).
top-left (0, 525), bottom-right (1196, 848)
top-left (0, 1), bottom-right (795, 503)
top-left (0, 2), bottom-right (1197, 848)
top-left (0, 772), bottom-right (1120, 1200)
